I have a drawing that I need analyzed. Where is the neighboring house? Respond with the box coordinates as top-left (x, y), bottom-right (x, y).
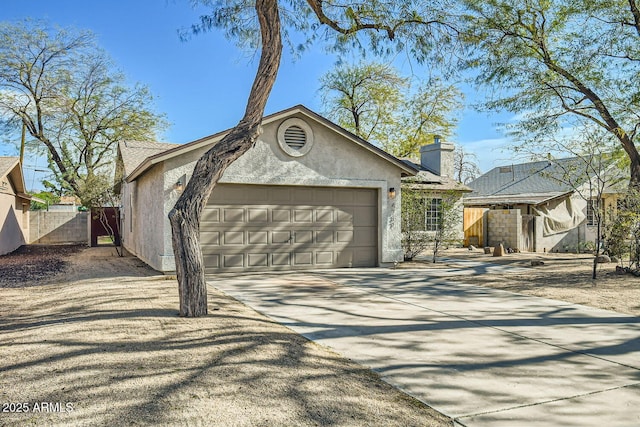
top-left (47, 195), bottom-right (82, 212)
top-left (0, 157), bottom-right (39, 255)
top-left (464, 157), bottom-right (624, 252)
top-left (115, 105), bottom-right (420, 273)
top-left (400, 141), bottom-right (472, 240)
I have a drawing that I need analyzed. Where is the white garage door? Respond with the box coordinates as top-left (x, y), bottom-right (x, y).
top-left (201, 184), bottom-right (378, 273)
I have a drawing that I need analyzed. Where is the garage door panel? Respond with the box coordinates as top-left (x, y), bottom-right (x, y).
top-left (353, 226), bottom-right (377, 246)
top-left (337, 250), bottom-right (354, 266)
top-left (272, 209), bottom-right (291, 222)
top-left (248, 231), bottom-right (268, 245)
top-left (223, 231), bottom-right (244, 245)
top-left (355, 189), bottom-right (377, 206)
top-left (316, 251), bottom-right (333, 264)
top-left (248, 253), bottom-right (268, 267)
top-left (294, 230), bottom-right (313, 244)
top-left (202, 184), bottom-right (377, 272)
top-left (271, 187), bottom-right (291, 202)
top-left (315, 189), bottom-right (333, 204)
top-left (337, 230), bottom-right (354, 243)
top-left (223, 253), bottom-right (244, 268)
top-left (354, 248), bottom-right (376, 266)
top-left (272, 231), bottom-right (291, 244)
top-left (316, 209), bottom-right (333, 223)
top-left (353, 206), bottom-right (377, 226)
top-left (223, 208), bottom-right (244, 222)
top-left (294, 252), bottom-right (313, 266)
top-left (293, 188), bottom-right (314, 203)
top-left (271, 253), bottom-right (291, 266)
top-left (200, 231), bottom-right (220, 245)
top-left (202, 208), bottom-right (220, 222)
top-left (203, 254), bottom-right (220, 268)
top-left (212, 186), bottom-right (246, 203)
top-left (294, 209), bottom-right (313, 222)
top-left (248, 208), bottom-right (268, 223)
top-left (336, 208), bottom-right (353, 223)
top-left (336, 189), bottom-right (355, 206)
top-left (316, 230), bottom-right (334, 243)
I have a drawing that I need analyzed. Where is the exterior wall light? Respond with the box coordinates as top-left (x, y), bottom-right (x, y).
top-left (388, 187), bottom-right (396, 199)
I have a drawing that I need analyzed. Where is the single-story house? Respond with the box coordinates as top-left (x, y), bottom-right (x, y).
top-left (116, 105), bottom-right (453, 273)
top-left (0, 157), bottom-right (38, 255)
top-left (401, 141), bottom-right (472, 240)
top-left (464, 157), bottom-right (624, 252)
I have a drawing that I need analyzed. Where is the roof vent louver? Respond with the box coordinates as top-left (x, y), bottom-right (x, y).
top-left (284, 125), bottom-right (306, 149)
top-left (277, 118), bottom-right (314, 157)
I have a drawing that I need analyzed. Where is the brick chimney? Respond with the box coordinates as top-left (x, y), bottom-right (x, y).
top-left (420, 137), bottom-right (455, 177)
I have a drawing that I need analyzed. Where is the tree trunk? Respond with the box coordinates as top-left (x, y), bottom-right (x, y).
top-left (593, 219), bottom-right (601, 280)
top-left (168, 0), bottom-right (282, 317)
top-left (630, 148), bottom-right (640, 189)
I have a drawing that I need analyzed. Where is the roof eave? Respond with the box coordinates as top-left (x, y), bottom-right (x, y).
top-left (125, 105), bottom-right (418, 182)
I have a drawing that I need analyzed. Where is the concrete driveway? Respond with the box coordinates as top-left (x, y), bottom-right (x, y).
top-left (211, 267), bottom-right (640, 427)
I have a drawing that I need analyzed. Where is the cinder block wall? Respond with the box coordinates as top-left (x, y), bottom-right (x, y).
top-left (29, 211), bottom-right (88, 244)
top-left (487, 209), bottom-right (522, 250)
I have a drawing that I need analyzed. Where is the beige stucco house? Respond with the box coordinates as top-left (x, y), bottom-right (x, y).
top-left (401, 141), bottom-right (472, 241)
top-left (0, 157), bottom-right (33, 255)
top-left (116, 105), bottom-right (423, 273)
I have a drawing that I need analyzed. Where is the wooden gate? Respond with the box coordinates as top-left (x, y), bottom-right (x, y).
top-left (521, 214), bottom-right (535, 252)
top-left (464, 208), bottom-right (486, 247)
top-left (90, 207), bottom-right (121, 247)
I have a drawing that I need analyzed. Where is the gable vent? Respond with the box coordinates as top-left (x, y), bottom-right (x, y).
top-left (284, 125), bottom-right (306, 149)
top-left (277, 117), bottom-right (314, 157)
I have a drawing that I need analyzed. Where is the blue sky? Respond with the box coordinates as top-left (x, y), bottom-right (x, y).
top-left (0, 0), bottom-right (515, 190)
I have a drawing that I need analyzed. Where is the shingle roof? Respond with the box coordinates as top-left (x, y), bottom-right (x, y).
top-left (400, 159), bottom-right (472, 192)
top-left (466, 157), bottom-right (591, 198)
top-left (0, 156), bottom-right (19, 178)
top-left (118, 141), bottom-right (181, 176)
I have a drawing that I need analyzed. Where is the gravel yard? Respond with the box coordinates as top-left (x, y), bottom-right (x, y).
top-left (0, 246), bottom-right (451, 427)
top-left (2, 244), bottom-right (638, 426)
top-left (0, 245), bottom-right (83, 288)
top-left (405, 248), bottom-right (640, 317)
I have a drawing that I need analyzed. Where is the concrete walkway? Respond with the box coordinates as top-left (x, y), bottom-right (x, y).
top-left (211, 267), bottom-right (640, 426)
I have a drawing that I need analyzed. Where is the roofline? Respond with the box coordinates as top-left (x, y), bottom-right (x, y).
top-left (1, 157), bottom-right (27, 195)
top-left (126, 104), bottom-right (418, 182)
top-left (16, 192), bottom-right (46, 204)
top-left (464, 191), bottom-right (573, 206)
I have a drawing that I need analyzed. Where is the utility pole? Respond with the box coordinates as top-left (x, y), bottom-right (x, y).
top-left (19, 122), bottom-right (26, 165)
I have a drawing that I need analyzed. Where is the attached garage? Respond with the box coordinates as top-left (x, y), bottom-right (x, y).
top-left (118, 105), bottom-right (417, 273)
top-left (201, 184), bottom-right (378, 272)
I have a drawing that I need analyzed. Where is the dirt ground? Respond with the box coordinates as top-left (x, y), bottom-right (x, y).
top-left (0, 246), bottom-right (450, 427)
top-left (405, 248), bottom-right (640, 317)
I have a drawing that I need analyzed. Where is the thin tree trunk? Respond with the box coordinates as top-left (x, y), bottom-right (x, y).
top-left (593, 217), bottom-right (601, 280)
top-left (168, 0), bottom-right (282, 317)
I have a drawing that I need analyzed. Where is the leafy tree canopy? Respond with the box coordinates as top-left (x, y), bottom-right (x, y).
top-left (0, 20), bottom-right (168, 204)
top-left (461, 0), bottom-right (640, 186)
top-left (319, 61), bottom-right (463, 157)
top-left (186, 0), bottom-right (463, 65)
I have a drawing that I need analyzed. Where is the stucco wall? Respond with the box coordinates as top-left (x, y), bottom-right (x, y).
top-left (121, 165), bottom-right (166, 271)
top-left (145, 112), bottom-right (404, 272)
top-left (0, 192), bottom-right (26, 255)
